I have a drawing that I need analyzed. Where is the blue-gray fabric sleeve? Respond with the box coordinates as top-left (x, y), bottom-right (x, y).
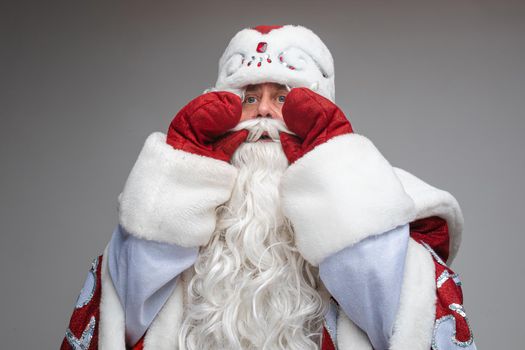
top-left (434, 317), bottom-right (478, 350)
top-left (107, 225), bottom-right (199, 346)
top-left (319, 223), bottom-right (410, 350)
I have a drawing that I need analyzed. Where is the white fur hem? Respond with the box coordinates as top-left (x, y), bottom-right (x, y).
top-left (394, 167), bottom-right (464, 264)
top-left (336, 312), bottom-right (373, 350)
top-left (280, 133), bottom-right (416, 266)
top-left (99, 246), bottom-right (126, 349)
top-left (142, 274), bottom-right (185, 349)
top-left (99, 246), bottom-right (187, 350)
top-left (118, 132), bottom-right (238, 247)
top-left (335, 239), bottom-right (436, 350)
top-left (389, 239), bottom-right (437, 350)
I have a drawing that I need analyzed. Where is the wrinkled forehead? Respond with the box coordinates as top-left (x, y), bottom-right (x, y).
top-left (244, 82), bottom-right (289, 93)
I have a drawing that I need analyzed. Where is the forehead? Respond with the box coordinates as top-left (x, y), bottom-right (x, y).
top-left (245, 82), bottom-right (288, 92)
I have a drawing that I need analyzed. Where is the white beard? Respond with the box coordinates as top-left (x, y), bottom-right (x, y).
top-left (178, 137), bottom-right (328, 350)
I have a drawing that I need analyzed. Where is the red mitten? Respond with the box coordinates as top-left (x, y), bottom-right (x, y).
top-left (167, 91), bottom-right (249, 162)
top-left (279, 88), bottom-right (354, 164)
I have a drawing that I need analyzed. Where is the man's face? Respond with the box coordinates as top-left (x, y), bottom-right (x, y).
top-left (240, 82), bottom-right (289, 122)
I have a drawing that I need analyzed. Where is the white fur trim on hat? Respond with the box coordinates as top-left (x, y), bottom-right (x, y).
top-left (117, 132), bottom-right (238, 247)
top-left (280, 133), bottom-right (417, 266)
top-left (214, 25), bottom-right (336, 101)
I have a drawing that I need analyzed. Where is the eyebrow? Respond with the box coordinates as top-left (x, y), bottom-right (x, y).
top-left (244, 85), bottom-right (288, 93)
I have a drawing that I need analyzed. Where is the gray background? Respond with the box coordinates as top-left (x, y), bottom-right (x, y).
top-left (1, 0), bottom-right (523, 348)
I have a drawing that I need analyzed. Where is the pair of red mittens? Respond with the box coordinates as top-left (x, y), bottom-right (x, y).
top-left (166, 88), bottom-right (354, 163)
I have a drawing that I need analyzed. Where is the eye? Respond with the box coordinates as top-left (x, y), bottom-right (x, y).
top-left (244, 96), bottom-right (257, 104)
top-left (278, 95), bottom-right (286, 103)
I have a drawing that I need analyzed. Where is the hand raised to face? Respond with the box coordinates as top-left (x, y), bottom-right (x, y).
top-left (166, 91), bottom-right (249, 163)
top-left (279, 88), bottom-right (354, 164)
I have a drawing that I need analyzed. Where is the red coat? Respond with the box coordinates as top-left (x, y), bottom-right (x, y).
top-left (61, 132), bottom-right (475, 349)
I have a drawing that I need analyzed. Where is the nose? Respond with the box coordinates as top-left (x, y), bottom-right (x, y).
top-left (256, 97), bottom-right (275, 118)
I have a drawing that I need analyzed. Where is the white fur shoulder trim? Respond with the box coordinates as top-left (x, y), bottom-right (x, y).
top-left (280, 133), bottom-right (416, 266)
top-left (118, 132), bottom-right (238, 247)
top-left (394, 167), bottom-right (464, 264)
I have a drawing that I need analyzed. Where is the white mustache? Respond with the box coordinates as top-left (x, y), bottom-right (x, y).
top-left (229, 118), bottom-right (296, 143)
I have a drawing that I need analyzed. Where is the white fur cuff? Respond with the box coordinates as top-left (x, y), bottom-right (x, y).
top-left (118, 132), bottom-right (238, 247)
top-left (280, 133), bottom-right (416, 266)
top-left (393, 168), bottom-right (464, 264)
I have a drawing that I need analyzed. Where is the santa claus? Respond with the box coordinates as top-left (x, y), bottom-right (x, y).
top-left (61, 25), bottom-right (476, 350)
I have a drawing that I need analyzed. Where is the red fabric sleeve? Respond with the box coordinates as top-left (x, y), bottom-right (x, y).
top-left (321, 325), bottom-right (337, 350)
top-left (131, 335), bottom-right (145, 350)
top-left (410, 216), bottom-right (475, 347)
top-left (409, 215), bottom-right (450, 263)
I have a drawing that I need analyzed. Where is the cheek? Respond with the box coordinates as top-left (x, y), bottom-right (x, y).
top-left (240, 106), bottom-right (253, 121)
top-left (274, 105), bottom-right (284, 121)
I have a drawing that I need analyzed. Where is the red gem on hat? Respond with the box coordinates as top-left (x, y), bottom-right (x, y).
top-left (256, 42), bottom-right (267, 53)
